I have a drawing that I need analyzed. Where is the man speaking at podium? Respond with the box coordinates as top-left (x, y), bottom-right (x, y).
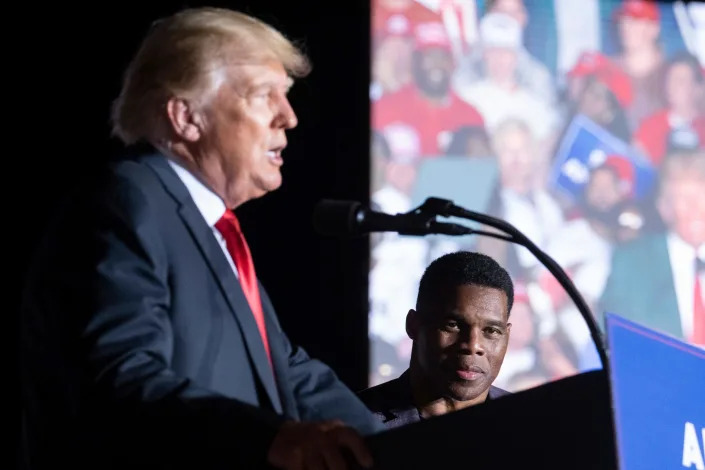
top-left (359, 251), bottom-right (513, 428)
top-left (20, 7), bottom-right (381, 470)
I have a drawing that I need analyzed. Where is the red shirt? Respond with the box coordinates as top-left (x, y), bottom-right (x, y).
top-left (634, 109), bottom-right (705, 165)
top-left (373, 84), bottom-right (485, 158)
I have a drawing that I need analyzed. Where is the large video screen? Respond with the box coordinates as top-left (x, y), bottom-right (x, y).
top-left (369, 0), bottom-right (705, 389)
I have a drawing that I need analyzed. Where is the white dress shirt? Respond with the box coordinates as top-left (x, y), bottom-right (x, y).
top-left (167, 158), bottom-right (239, 278)
top-left (666, 233), bottom-right (705, 340)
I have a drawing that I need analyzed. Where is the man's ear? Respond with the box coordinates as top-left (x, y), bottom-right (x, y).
top-left (406, 309), bottom-right (419, 340)
top-left (166, 97), bottom-right (205, 143)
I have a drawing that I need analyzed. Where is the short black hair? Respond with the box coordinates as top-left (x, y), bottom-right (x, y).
top-left (416, 251), bottom-right (514, 316)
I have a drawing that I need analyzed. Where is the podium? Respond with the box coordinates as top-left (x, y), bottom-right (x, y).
top-left (365, 315), bottom-right (705, 469)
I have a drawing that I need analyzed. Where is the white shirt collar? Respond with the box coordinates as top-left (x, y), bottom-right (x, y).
top-left (167, 158), bottom-right (226, 227)
top-left (667, 232), bottom-right (705, 262)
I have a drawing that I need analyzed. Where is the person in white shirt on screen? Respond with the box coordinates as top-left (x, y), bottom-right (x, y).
top-left (475, 118), bottom-right (564, 281)
top-left (452, 12), bottom-right (559, 154)
top-left (453, 0), bottom-right (556, 106)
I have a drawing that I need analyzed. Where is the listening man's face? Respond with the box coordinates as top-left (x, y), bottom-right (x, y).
top-left (412, 284), bottom-right (511, 402)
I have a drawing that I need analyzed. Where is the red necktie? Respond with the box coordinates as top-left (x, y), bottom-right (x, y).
top-left (693, 261), bottom-right (704, 346)
top-left (215, 209), bottom-right (272, 366)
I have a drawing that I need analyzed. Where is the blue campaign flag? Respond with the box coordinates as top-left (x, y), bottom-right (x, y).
top-left (550, 114), bottom-right (657, 203)
top-left (606, 314), bottom-right (705, 470)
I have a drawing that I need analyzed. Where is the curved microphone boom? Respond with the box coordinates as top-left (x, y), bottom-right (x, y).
top-left (312, 197), bottom-right (608, 370)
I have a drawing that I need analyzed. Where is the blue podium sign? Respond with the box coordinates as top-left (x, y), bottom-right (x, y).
top-left (606, 314), bottom-right (705, 470)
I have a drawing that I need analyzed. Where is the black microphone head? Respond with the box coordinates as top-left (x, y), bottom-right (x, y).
top-left (312, 199), bottom-right (363, 237)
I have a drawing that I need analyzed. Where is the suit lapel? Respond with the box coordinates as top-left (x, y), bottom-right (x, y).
top-left (143, 154), bottom-right (283, 413)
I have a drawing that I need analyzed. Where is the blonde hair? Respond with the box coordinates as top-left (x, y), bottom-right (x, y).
top-left (111, 7), bottom-right (311, 145)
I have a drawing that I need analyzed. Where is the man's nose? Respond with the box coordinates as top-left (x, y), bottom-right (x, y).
top-left (275, 94), bottom-right (298, 129)
top-left (458, 328), bottom-right (485, 356)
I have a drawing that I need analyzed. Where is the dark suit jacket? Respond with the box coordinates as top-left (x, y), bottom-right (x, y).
top-left (357, 369), bottom-right (511, 429)
top-left (599, 233), bottom-right (683, 339)
top-left (20, 154), bottom-right (382, 469)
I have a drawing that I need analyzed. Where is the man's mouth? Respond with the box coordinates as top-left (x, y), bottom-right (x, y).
top-left (455, 365), bottom-right (485, 381)
top-left (266, 146), bottom-right (285, 165)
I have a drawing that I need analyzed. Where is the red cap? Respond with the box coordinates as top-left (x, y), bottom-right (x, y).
top-left (615, 0), bottom-right (660, 22)
top-left (568, 51), bottom-right (633, 108)
top-left (604, 154), bottom-right (636, 196)
top-left (414, 21), bottom-right (452, 51)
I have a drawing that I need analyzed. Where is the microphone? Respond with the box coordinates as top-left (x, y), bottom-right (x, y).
top-left (312, 199), bottom-right (472, 237)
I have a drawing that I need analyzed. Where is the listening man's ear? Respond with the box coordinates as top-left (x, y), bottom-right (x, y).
top-left (166, 97), bottom-right (205, 143)
top-left (406, 309), bottom-right (419, 341)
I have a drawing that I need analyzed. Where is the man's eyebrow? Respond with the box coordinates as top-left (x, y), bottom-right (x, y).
top-left (484, 319), bottom-right (507, 328)
top-left (440, 315), bottom-right (506, 326)
top-left (441, 312), bottom-right (463, 319)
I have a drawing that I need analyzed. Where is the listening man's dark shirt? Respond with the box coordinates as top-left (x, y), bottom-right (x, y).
top-left (357, 369), bottom-right (510, 429)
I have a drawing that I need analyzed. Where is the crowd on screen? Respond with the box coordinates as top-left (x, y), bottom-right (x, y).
top-left (368, 0), bottom-right (705, 389)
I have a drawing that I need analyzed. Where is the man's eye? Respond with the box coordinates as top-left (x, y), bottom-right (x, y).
top-left (443, 321), bottom-right (459, 330)
top-left (485, 327), bottom-right (502, 335)
top-left (251, 89), bottom-right (271, 100)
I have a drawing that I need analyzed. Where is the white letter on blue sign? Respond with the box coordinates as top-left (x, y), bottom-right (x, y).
top-left (682, 422), bottom-right (704, 469)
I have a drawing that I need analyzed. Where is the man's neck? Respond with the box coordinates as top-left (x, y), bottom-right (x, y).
top-left (167, 142), bottom-right (243, 208)
top-left (409, 363), bottom-right (489, 419)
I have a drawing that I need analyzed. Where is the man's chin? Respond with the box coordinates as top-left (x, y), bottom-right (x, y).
top-left (258, 174), bottom-right (283, 193)
top-left (446, 380), bottom-right (489, 402)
